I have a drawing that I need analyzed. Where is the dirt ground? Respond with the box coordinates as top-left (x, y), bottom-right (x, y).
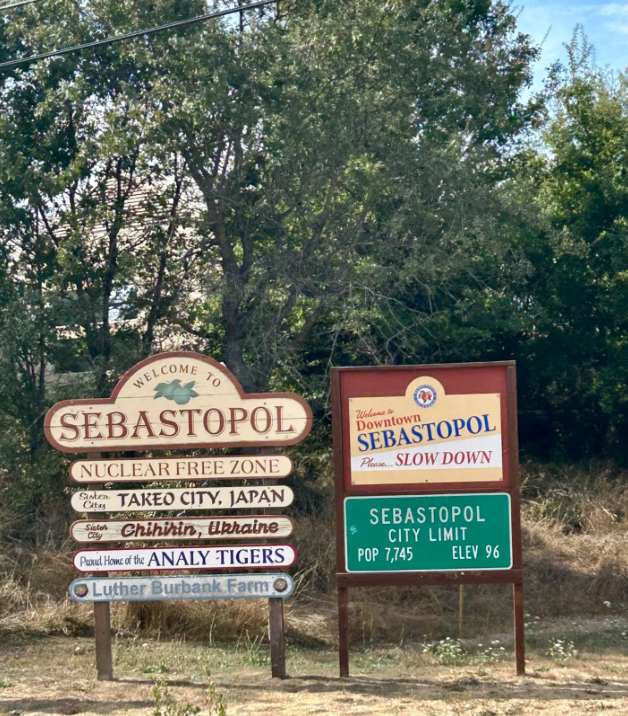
top-left (2, 620), bottom-right (628, 716)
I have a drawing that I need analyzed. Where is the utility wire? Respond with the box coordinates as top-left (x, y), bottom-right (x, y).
top-left (0, 0), bottom-right (277, 70)
top-left (0, 0), bottom-right (42, 10)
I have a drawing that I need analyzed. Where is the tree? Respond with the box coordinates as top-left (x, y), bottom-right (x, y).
top-left (138, 0), bottom-right (539, 391)
top-left (414, 27), bottom-right (628, 461)
top-left (517, 29), bottom-right (628, 459)
top-left (0, 0), bottom-right (540, 537)
top-left (0, 1), bottom-right (207, 536)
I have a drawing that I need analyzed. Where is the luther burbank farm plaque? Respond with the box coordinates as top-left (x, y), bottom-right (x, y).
top-left (70, 574), bottom-right (295, 602)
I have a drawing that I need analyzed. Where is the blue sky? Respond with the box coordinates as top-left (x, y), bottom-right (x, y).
top-left (515, 0), bottom-right (628, 88)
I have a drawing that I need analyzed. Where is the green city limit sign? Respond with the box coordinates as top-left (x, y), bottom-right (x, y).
top-left (344, 493), bottom-right (512, 572)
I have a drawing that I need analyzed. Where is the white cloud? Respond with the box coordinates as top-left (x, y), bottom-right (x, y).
top-left (607, 21), bottom-right (628, 34)
top-left (597, 4), bottom-right (628, 18)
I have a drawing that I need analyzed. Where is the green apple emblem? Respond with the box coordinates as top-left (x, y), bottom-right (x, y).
top-left (153, 379), bottom-right (199, 405)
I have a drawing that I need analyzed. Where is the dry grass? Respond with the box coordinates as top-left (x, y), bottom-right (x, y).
top-left (521, 461), bottom-right (628, 617)
top-left (122, 599), bottom-right (270, 642)
top-left (3, 629), bottom-right (628, 716)
top-left (2, 461), bottom-right (628, 646)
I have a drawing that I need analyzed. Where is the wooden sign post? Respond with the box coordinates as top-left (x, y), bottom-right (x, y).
top-left (89, 453), bottom-right (113, 681)
top-left (331, 361), bottom-right (524, 676)
top-left (44, 352), bottom-right (312, 680)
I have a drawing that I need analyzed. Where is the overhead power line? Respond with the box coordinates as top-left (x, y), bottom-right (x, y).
top-left (0, 0), bottom-right (278, 70)
top-left (0, 0), bottom-right (42, 10)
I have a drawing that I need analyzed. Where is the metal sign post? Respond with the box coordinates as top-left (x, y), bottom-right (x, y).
top-left (331, 361), bottom-right (525, 676)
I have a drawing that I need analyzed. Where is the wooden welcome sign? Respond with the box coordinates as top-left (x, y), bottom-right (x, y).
top-left (332, 362), bottom-right (524, 676)
top-left (44, 351), bottom-right (312, 681)
top-left (45, 353), bottom-right (312, 452)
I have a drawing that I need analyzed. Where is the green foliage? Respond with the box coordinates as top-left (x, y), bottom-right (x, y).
top-left (422, 637), bottom-right (465, 666)
top-left (503, 28), bottom-right (628, 461)
top-left (151, 679), bottom-right (200, 716)
top-left (151, 676), bottom-right (226, 716)
top-left (0, 0), bottom-right (542, 541)
top-left (141, 663), bottom-right (170, 674)
top-left (207, 680), bottom-right (228, 716)
top-left (235, 632), bottom-right (269, 666)
top-left (345, 24), bottom-right (628, 464)
top-left (3, 5), bottom-right (627, 545)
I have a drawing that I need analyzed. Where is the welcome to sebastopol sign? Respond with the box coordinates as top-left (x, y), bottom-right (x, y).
top-left (45, 353), bottom-right (312, 452)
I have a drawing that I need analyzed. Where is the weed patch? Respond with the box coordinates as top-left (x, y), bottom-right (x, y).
top-left (547, 638), bottom-right (578, 665)
top-left (142, 663), bottom-right (170, 674)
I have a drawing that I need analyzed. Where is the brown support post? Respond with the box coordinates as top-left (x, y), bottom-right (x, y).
top-left (338, 587), bottom-right (349, 677)
top-left (507, 364), bottom-right (525, 676)
top-left (331, 370), bottom-right (350, 677)
top-left (94, 601), bottom-right (113, 680)
top-left (458, 585), bottom-right (464, 637)
top-left (269, 597), bottom-right (286, 678)
top-left (513, 582), bottom-right (525, 675)
top-left (259, 447), bottom-right (287, 679)
top-left (89, 452), bottom-right (113, 681)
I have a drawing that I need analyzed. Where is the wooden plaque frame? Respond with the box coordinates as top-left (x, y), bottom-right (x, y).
top-left (331, 361), bottom-right (524, 675)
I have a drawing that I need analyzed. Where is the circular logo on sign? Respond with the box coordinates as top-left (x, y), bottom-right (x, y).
top-left (273, 578), bottom-right (289, 593)
top-left (413, 385), bottom-right (437, 408)
top-left (73, 583), bottom-right (89, 598)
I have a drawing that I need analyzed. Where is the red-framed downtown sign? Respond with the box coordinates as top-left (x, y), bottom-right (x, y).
top-left (331, 361), bottom-right (525, 676)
